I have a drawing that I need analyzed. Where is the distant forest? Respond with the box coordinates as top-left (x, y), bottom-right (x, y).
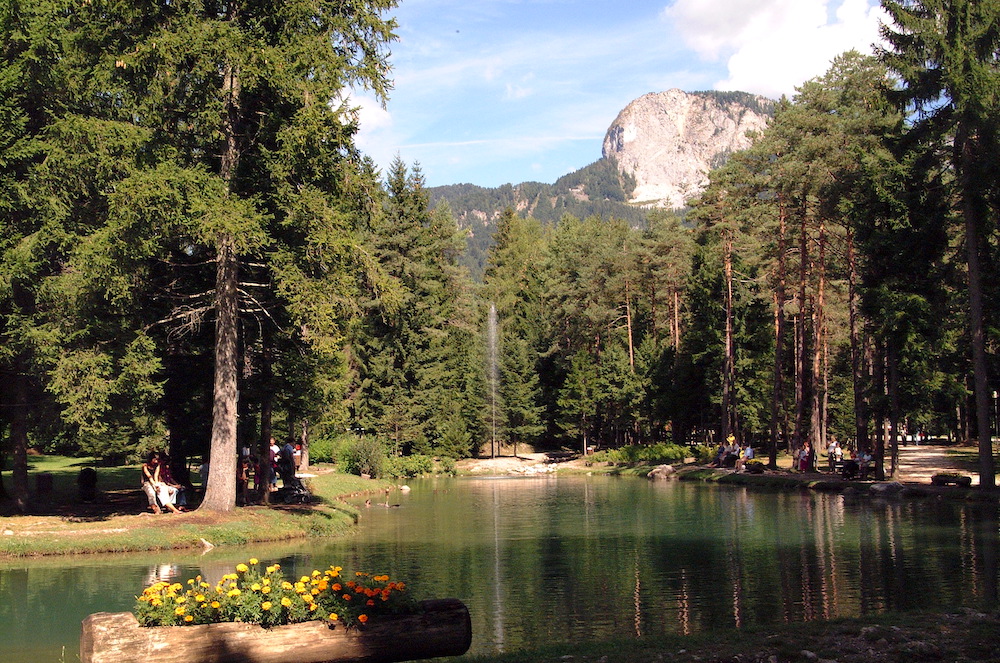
top-left (429, 158), bottom-right (646, 278)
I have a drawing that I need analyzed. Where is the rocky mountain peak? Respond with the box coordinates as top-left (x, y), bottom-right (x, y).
top-left (602, 89), bottom-right (773, 209)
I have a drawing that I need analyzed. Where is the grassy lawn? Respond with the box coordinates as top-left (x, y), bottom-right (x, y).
top-left (0, 455), bottom-right (394, 558)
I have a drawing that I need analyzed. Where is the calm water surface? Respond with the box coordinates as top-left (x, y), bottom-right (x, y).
top-left (3, 475), bottom-right (999, 661)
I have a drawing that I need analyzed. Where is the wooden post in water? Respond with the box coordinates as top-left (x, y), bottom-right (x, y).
top-left (81, 598), bottom-right (472, 663)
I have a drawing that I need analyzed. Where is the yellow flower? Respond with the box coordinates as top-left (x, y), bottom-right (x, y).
top-left (236, 563), bottom-right (249, 573)
top-left (261, 601), bottom-right (272, 611)
top-left (328, 613), bottom-right (338, 622)
top-left (261, 586), bottom-right (271, 594)
top-left (311, 570), bottom-right (321, 577)
top-left (228, 589), bottom-right (241, 598)
top-left (211, 601), bottom-right (221, 609)
top-left (280, 597), bottom-right (292, 608)
top-left (171, 583), bottom-right (183, 592)
top-left (174, 607), bottom-right (186, 616)
top-left (249, 558), bottom-right (259, 565)
top-left (175, 596), bottom-right (186, 604)
top-left (281, 582), bottom-right (294, 591)
top-left (251, 583), bottom-right (262, 592)
top-left (184, 615), bottom-right (194, 623)
top-left (195, 595), bottom-right (206, 603)
top-left (300, 576), bottom-right (310, 583)
top-left (266, 565), bottom-right (277, 574)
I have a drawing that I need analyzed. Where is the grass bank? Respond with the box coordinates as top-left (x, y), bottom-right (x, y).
top-left (0, 455), bottom-right (394, 558)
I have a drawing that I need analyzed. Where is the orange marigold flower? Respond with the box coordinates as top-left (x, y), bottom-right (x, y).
top-left (342, 594), bottom-right (352, 601)
top-left (366, 599), bottom-right (375, 606)
top-left (358, 614), bottom-right (368, 623)
top-left (211, 601), bottom-right (221, 609)
top-left (184, 615), bottom-right (194, 623)
top-left (332, 583), bottom-right (342, 592)
top-left (328, 613), bottom-right (338, 622)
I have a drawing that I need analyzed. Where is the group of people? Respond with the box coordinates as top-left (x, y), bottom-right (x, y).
top-left (142, 436), bottom-right (304, 513)
top-left (709, 434), bottom-right (875, 479)
top-left (140, 451), bottom-right (189, 514)
top-left (710, 435), bottom-right (755, 472)
top-left (235, 438), bottom-right (303, 506)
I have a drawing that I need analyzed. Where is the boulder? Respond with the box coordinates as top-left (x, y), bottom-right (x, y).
top-left (647, 464), bottom-right (676, 480)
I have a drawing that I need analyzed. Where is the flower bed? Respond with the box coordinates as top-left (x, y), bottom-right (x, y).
top-left (81, 559), bottom-right (472, 663)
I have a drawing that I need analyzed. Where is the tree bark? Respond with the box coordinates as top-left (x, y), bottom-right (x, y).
top-left (958, 124), bottom-right (996, 488)
top-left (769, 197), bottom-right (788, 468)
top-left (201, 33), bottom-right (243, 511)
top-left (847, 231), bottom-right (870, 453)
top-left (721, 231), bottom-right (735, 442)
top-left (9, 356), bottom-right (31, 513)
top-left (201, 233), bottom-right (240, 512)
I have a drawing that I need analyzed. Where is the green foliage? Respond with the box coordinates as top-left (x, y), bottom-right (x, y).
top-left (340, 436), bottom-right (386, 478)
top-left (383, 454), bottom-right (434, 478)
top-left (591, 443), bottom-right (689, 465)
top-left (307, 436), bottom-right (336, 464)
top-left (691, 445), bottom-right (717, 464)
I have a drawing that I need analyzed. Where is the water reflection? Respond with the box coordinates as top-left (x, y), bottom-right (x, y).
top-left (2, 477), bottom-right (999, 661)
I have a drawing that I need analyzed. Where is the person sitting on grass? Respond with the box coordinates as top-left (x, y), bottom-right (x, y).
top-left (140, 452), bottom-right (181, 515)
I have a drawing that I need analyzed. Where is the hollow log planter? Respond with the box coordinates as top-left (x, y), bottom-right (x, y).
top-left (81, 598), bottom-right (471, 663)
top-left (931, 473), bottom-right (973, 487)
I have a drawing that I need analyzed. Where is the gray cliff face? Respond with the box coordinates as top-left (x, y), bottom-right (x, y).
top-left (602, 89), bottom-right (772, 209)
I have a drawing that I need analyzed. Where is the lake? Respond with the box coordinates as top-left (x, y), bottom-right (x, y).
top-left (3, 475), bottom-right (998, 661)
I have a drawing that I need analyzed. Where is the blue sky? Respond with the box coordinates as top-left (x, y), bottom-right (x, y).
top-left (354, 0), bottom-right (887, 189)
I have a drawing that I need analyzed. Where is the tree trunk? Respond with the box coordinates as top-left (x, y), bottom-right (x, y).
top-left (624, 274), bottom-right (635, 371)
top-left (721, 232), bottom-right (735, 442)
top-left (847, 231), bottom-right (870, 453)
top-left (810, 218), bottom-right (826, 452)
top-left (201, 42), bottom-right (243, 512)
top-left (958, 125), bottom-right (996, 488)
top-left (201, 233), bottom-right (240, 512)
top-left (887, 338), bottom-right (901, 479)
top-left (769, 197), bottom-right (787, 468)
top-left (9, 357), bottom-right (31, 513)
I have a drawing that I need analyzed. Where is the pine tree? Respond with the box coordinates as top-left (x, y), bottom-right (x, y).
top-left (880, 0), bottom-right (1000, 486)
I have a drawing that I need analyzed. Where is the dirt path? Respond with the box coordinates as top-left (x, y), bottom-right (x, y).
top-left (894, 444), bottom-right (979, 485)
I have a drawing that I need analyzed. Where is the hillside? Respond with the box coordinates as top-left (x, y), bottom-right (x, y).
top-left (429, 89), bottom-right (774, 278)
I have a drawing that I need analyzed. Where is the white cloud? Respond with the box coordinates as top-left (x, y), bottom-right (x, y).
top-left (665, 0), bottom-right (887, 98)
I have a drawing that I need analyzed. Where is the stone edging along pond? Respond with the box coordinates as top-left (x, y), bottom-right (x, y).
top-left (662, 464), bottom-right (998, 502)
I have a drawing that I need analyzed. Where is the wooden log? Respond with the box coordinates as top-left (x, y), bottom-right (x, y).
top-left (81, 598), bottom-right (471, 663)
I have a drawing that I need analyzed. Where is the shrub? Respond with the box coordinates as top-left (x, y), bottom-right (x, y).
top-left (340, 436), bottom-right (386, 478)
top-left (437, 457), bottom-right (457, 476)
top-left (594, 443), bottom-right (690, 466)
top-left (691, 444), bottom-right (716, 464)
top-left (384, 454), bottom-right (434, 479)
top-left (307, 436), bottom-right (336, 464)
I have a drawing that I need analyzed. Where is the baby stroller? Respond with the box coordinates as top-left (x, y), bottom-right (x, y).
top-left (275, 444), bottom-right (310, 504)
top-left (274, 475), bottom-right (311, 504)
